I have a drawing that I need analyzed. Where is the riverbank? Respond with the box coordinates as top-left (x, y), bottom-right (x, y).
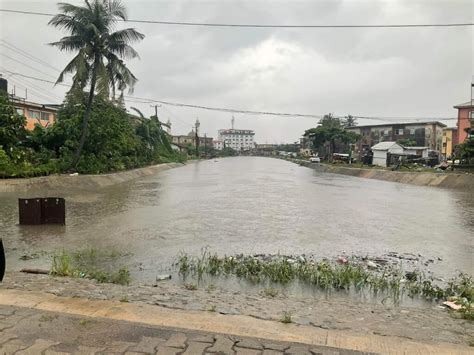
top-left (2, 289), bottom-right (471, 354)
top-left (289, 158), bottom-right (474, 189)
top-left (0, 161), bottom-right (186, 193)
top-left (1, 272), bottom-right (473, 347)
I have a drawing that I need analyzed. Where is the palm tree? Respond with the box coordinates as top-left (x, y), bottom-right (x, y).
top-left (343, 115), bottom-right (357, 128)
top-left (130, 107), bottom-right (173, 154)
top-left (49, 0), bottom-right (144, 168)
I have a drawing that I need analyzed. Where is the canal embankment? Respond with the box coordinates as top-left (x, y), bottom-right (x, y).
top-left (290, 158), bottom-right (474, 189)
top-left (1, 271), bottom-right (473, 348)
top-left (0, 285), bottom-right (471, 354)
top-left (0, 161), bottom-right (187, 193)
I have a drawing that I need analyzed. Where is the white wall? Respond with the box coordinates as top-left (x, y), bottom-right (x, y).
top-left (372, 150), bottom-right (387, 167)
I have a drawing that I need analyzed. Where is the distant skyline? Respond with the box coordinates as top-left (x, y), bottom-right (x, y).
top-left (0, 0), bottom-right (472, 143)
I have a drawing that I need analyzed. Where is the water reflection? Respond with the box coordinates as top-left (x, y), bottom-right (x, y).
top-left (1, 157), bottom-right (472, 284)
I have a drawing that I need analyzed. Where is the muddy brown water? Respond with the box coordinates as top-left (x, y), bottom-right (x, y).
top-left (0, 157), bottom-right (472, 303)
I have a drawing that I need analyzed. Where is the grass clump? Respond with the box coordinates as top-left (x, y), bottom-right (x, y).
top-left (280, 311), bottom-right (292, 324)
top-left (174, 252), bottom-right (473, 305)
top-left (79, 319), bottom-right (95, 327)
top-left (39, 314), bottom-right (58, 322)
top-left (119, 296), bottom-right (129, 303)
top-left (261, 287), bottom-right (279, 298)
top-left (51, 250), bottom-right (76, 277)
top-left (50, 248), bottom-right (132, 285)
top-left (184, 283), bottom-right (198, 290)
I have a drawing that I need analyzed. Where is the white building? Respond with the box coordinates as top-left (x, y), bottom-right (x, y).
top-left (218, 128), bottom-right (255, 151)
top-left (371, 141), bottom-right (404, 167)
top-left (213, 140), bottom-right (224, 150)
top-left (217, 117), bottom-right (255, 151)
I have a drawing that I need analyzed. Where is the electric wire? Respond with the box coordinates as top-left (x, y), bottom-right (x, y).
top-left (0, 8), bottom-right (472, 29)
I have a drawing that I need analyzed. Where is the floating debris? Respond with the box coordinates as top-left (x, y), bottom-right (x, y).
top-left (443, 301), bottom-right (462, 310)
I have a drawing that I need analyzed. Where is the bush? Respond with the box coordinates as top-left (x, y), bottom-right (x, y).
top-left (0, 93), bottom-right (185, 178)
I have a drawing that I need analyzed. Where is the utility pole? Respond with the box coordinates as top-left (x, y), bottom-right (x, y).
top-left (195, 118), bottom-right (200, 157)
top-left (150, 104), bottom-right (162, 118)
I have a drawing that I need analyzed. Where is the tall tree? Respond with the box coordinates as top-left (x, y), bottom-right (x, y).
top-left (49, 0), bottom-right (144, 169)
top-left (130, 107), bottom-right (173, 154)
top-left (343, 115), bottom-right (357, 128)
top-left (304, 114), bottom-right (360, 161)
top-left (0, 92), bottom-right (26, 156)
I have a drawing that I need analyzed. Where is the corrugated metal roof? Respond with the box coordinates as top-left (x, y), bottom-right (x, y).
top-left (345, 121), bottom-right (447, 129)
top-left (403, 146), bottom-right (428, 150)
top-left (371, 141), bottom-right (399, 150)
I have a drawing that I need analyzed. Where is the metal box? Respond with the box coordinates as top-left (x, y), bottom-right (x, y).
top-left (18, 197), bottom-right (65, 225)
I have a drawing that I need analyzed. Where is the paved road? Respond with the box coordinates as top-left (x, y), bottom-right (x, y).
top-left (0, 305), bottom-right (367, 355)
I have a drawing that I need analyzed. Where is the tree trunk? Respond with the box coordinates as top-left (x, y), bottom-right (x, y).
top-left (71, 65), bottom-right (98, 170)
top-left (329, 140), bottom-right (336, 162)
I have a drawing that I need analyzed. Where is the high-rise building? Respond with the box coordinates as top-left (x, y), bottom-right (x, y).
top-left (217, 117), bottom-right (255, 151)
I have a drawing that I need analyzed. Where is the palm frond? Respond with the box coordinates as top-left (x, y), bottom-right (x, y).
top-left (55, 49), bottom-right (89, 85)
top-left (95, 58), bottom-right (109, 97)
top-left (109, 28), bottom-right (145, 45)
top-left (48, 14), bottom-right (86, 33)
top-left (106, 52), bottom-right (137, 93)
top-left (130, 107), bottom-right (146, 120)
top-left (159, 130), bottom-right (173, 153)
top-left (109, 42), bottom-right (140, 59)
top-left (49, 35), bottom-right (86, 52)
top-left (107, 0), bottom-right (127, 21)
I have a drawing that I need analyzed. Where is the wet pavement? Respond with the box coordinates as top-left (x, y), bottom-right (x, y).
top-left (1, 157), bottom-right (473, 283)
top-left (0, 304), bottom-right (370, 354)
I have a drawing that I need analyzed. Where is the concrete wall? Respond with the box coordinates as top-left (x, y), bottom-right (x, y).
top-left (0, 162), bottom-right (184, 193)
top-left (293, 160), bottom-right (474, 190)
top-left (457, 107), bottom-right (473, 143)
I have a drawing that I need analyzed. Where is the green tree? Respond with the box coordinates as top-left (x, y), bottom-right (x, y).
top-left (49, 0), bottom-right (144, 169)
top-left (397, 138), bottom-right (417, 147)
top-left (343, 115), bottom-right (357, 128)
top-left (304, 114), bottom-right (360, 161)
top-left (318, 113), bottom-right (341, 128)
top-left (48, 96), bottom-right (144, 173)
top-left (130, 107), bottom-right (173, 156)
top-left (0, 93), bottom-right (26, 157)
top-left (455, 137), bottom-right (474, 165)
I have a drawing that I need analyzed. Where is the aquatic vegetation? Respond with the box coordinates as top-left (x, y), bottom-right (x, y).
top-left (110, 267), bottom-right (131, 286)
top-left (184, 283), bottom-right (198, 290)
top-left (174, 252), bottom-right (473, 304)
top-left (50, 249), bottom-right (131, 285)
top-left (261, 287), bottom-right (279, 298)
top-left (280, 311), bottom-right (293, 324)
top-left (51, 250), bottom-right (76, 277)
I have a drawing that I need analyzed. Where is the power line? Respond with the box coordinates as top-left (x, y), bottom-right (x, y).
top-left (0, 8), bottom-right (472, 29)
top-left (12, 75), bottom-right (63, 102)
top-left (0, 53), bottom-right (58, 81)
top-left (0, 40), bottom-right (61, 72)
top-left (0, 69), bottom-right (458, 122)
top-left (8, 77), bottom-right (61, 103)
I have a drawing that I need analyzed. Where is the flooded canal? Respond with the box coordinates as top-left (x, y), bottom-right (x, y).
top-left (1, 157), bottom-right (473, 286)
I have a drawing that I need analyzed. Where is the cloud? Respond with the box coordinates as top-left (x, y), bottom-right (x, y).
top-left (0, 0), bottom-right (471, 142)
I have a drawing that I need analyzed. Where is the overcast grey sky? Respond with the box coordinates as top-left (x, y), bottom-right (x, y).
top-left (0, 0), bottom-right (472, 143)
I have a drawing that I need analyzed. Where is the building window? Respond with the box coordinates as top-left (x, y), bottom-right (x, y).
top-left (383, 129), bottom-right (389, 136)
top-left (28, 109), bottom-right (40, 119)
top-left (409, 128), bottom-right (416, 135)
top-left (40, 112), bottom-right (50, 121)
top-left (396, 129), bottom-right (404, 135)
top-left (16, 108), bottom-right (24, 116)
